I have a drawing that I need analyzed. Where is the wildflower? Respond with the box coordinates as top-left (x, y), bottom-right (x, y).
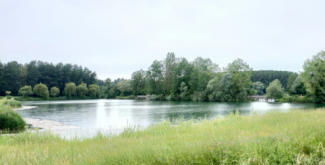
top-left (91, 157), bottom-right (94, 163)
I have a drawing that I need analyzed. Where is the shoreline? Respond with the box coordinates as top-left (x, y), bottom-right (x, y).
top-left (13, 106), bottom-right (37, 111)
top-left (13, 106), bottom-right (80, 131)
top-left (23, 118), bottom-right (79, 131)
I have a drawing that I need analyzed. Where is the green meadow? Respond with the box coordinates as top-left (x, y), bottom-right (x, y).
top-left (1, 108), bottom-right (325, 164)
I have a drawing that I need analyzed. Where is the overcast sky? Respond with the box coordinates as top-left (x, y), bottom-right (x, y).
top-left (1, 0), bottom-right (324, 80)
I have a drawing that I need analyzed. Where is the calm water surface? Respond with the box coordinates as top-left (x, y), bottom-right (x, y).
top-left (18, 100), bottom-right (325, 137)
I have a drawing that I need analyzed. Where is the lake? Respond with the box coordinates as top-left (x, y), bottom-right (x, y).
top-left (18, 99), bottom-right (325, 138)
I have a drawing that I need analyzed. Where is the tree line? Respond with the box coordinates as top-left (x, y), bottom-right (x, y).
top-left (3, 51), bottom-right (325, 102)
top-left (100, 52), bottom-right (297, 101)
top-left (0, 60), bottom-right (97, 96)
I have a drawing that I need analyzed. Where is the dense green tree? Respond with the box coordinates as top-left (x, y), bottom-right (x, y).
top-left (251, 70), bottom-right (295, 89)
top-left (76, 83), bottom-right (88, 98)
top-left (286, 73), bottom-right (297, 92)
top-left (163, 52), bottom-right (177, 94)
top-left (291, 77), bottom-right (306, 95)
top-left (206, 77), bottom-right (220, 101)
top-left (18, 85), bottom-right (33, 97)
top-left (145, 60), bottom-right (164, 94)
top-left (33, 83), bottom-right (49, 99)
top-left (301, 51), bottom-right (325, 102)
top-left (221, 58), bottom-right (253, 101)
top-left (117, 80), bottom-right (132, 96)
top-left (131, 70), bottom-right (146, 95)
top-left (1, 61), bottom-right (21, 95)
top-left (266, 79), bottom-right (284, 100)
top-left (64, 82), bottom-right (76, 98)
top-left (0, 61), bottom-right (5, 95)
top-left (179, 82), bottom-right (190, 101)
top-left (88, 84), bottom-right (100, 98)
top-left (252, 81), bottom-right (265, 95)
top-left (189, 57), bottom-right (219, 93)
top-left (26, 61), bottom-right (40, 87)
top-left (50, 87), bottom-right (60, 97)
top-left (170, 58), bottom-right (193, 96)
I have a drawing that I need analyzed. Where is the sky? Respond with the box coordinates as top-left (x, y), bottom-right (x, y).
top-left (1, 0), bottom-right (324, 80)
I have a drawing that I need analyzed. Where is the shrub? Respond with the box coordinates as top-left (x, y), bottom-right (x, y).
top-left (0, 104), bottom-right (25, 131)
top-left (277, 94), bottom-right (314, 103)
top-left (0, 98), bottom-right (22, 108)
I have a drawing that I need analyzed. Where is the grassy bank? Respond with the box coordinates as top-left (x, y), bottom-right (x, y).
top-left (1, 109), bottom-right (325, 164)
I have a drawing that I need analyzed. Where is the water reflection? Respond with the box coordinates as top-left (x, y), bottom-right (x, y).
top-left (18, 100), bottom-right (325, 137)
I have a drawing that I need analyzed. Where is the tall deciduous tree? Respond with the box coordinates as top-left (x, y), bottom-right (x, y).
top-left (301, 51), bottom-right (325, 102)
top-left (88, 84), bottom-right (100, 98)
top-left (266, 79), bottom-right (284, 100)
top-left (291, 77), bottom-right (306, 95)
top-left (117, 80), bottom-right (131, 96)
top-left (33, 83), bottom-right (49, 99)
top-left (131, 70), bottom-right (146, 95)
top-left (286, 73), bottom-right (297, 92)
top-left (18, 85), bottom-right (33, 97)
top-left (76, 83), bottom-right (88, 98)
top-left (50, 87), bottom-right (60, 97)
top-left (64, 82), bottom-right (76, 98)
top-left (252, 81), bottom-right (265, 95)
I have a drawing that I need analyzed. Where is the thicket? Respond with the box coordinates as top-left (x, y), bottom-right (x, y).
top-left (0, 99), bottom-right (25, 131)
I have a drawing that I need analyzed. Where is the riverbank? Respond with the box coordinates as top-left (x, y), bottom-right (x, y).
top-left (12, 106), bottom-right (79, 132)
top-left (1, 109), bottom-right (325, 164)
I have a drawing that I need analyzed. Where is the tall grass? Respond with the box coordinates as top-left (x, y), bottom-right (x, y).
top-left (1, 109), bottom-right (325, 164)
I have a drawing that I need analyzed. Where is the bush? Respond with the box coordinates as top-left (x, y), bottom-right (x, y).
top-left (116, 95), bottom-right (136, 99)
top-left (0, 98), bottom-right (22, 108)
top-left (146, 94), bottom-right (165, 100)
top-left (277, 94), bottom-right (314, 103)
top-left (0, 104), bottom-right (26, 131)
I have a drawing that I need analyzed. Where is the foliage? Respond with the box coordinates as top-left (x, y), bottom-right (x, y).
top-left (277, 94), bottom-right (314, 103)
top-left (76, 83), bottom-right (88, 98)
top-left (266, 79), bottom-right (284, 99)
top-left (33, 83), bottom-right (49, 99)
top-left (117, 80), bottom-right (131, 96)
top-left (0, 100), bottom-right (25, 131)
top-left (5, 91), bottom-right (11, 96)
top-left (50, 87), bottom-right (60, 97)
top-left (146, 94), bottom-right (165, 100)
top-left (291, 76), bottom-right (306, 95)
top-left (0, 60), bottom-right (97, 96)
top-left (64, 82), bottom-right (76, 98)
top-left (251, 70), bottom-right (296, 89)
top-left (0, 98), bottom-right (22, 108)
top-left (286, 73), bottom-right (297, 92)
top-left (18, 85), bottom-right (33, 97)
top-left (116, 95), bottom-right (136, 99)
top-left (252, 81), bottom-right (265, 95)
top-left (301, 51), bottom-right (325, 102)
top-left (2, 110), bottom-right (325, 164)
top-left (179, 82), bottom-right (190, 101)
top-left (88, 84), bottom-right (100, 98)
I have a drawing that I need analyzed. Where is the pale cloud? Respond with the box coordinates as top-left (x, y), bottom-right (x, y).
top-left (1, 0), bottom-right (324, 80)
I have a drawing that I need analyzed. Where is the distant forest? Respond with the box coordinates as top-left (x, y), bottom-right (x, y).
top-left (0, 58), bottom-right (295, 99)
top-left (0, 61), bottom-right (97, 96)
